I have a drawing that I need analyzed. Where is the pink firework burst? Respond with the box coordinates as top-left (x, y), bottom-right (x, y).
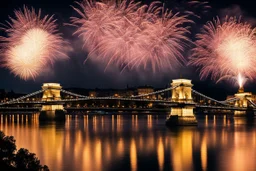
top-left (189, 17), bottom-right (256, 87)
top-left (70, 0), bottom-right (192, 72)
top-left (0, 6), bottom-right (69, 80)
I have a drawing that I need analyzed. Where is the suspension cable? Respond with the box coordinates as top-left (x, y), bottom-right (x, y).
top-left (191, 89), bottom-right (229, 106)
top-left (60, 89), bottom-right (88, 98)
top-left (0, 89), bottom-right (44, 106)
top-left (131, 85), bottom-right (180, 98)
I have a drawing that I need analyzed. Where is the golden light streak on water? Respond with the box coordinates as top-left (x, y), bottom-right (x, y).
top-left (93, 116), bottom-right (97, 133)
top-left (135, 115), bottom-right (138, 130)
top-left (117, 115), bottom-right (122, 132)
top-left (201, 137), bottom-right (207, 171)
top-left (101, 116), bottom-right (104, 129)
top-left (132, 115), bottom-right (135, 127)
top-left (85, 115), bottom-right (89, 129)
top-left (105, 141), bottom-right (111, 160)
top-left (82, 139), bottom-right (91, 171)
top-left (39, 125), bottom-right (64, 171)
top-left (171, 130), bottom-right (193, 171)
top-left (75, 115), bottom-right (79, 128)
top-left (21, 114), bottom-right (24, 123)
top-left (130, 139), bottom-right (137, 171)
top-left (95, 140), bottom-right (102, 171)
top-left (117, 138), bottom-right (124, 156)
top-left (223, 130), bottom-right (256, 171)
top-left (205, 115), bottom-right (208, 126)
top-left (65, 130), bottom-right (71, 156)
top-left (112, 115), bottom-right (115, 131)
top-left (157, 137), bottom-right (164, 171)
top-left (74, 131), bottom-right (82, 162)
top-left (147, 115), bottom-right (152, 129)
top-left (66, 115), bottom-right (71, 128)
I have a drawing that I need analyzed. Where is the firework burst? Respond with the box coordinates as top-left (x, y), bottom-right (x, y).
top-left (189, 17), bottom-right (256, 87)
top-left (71, 0), bottom-right (192, 72)
top-left (0, 6), bottom-right (69, 80)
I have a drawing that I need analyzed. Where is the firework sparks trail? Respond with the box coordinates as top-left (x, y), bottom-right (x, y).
top-left (0, 6), bottom-right (69, 80)
top-left (189, 17), bottom-right (256, 88)
top-left (70, 0), bottom-right (194, 72)
top-left (172, 0), bottom-right (211, 18)
top-left (237, 73), bottom-right (245, 89)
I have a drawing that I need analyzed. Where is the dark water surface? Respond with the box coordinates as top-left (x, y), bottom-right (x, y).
top-left (0, 114), bottom-right (256, 171)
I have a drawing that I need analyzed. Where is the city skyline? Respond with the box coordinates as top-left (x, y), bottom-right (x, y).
top-left (0, 0), bottom-right (256, 98)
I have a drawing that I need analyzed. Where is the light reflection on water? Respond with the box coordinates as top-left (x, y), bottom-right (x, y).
top-left (0, 114), bottom-right (256, 171)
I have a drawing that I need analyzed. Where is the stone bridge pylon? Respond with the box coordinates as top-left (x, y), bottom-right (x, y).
top-left (166, 79), bottom-right (197, 126)
top-left (39, 83), bottom-right (66, 121)
top-left (234, 88), bottom-right (254, 116)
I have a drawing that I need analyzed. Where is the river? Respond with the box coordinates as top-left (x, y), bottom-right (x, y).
top-left (0, 114), bottom-right (256, 171)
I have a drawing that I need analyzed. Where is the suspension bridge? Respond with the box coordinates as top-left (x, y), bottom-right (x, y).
top-left (0, 79), bottom-right (255, 125)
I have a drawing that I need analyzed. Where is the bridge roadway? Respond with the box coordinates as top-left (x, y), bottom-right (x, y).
top-left (0, 106), bottom-right (170, 113)
top-left (160, 103), bottom-right (254, 111)
top-left (2, 98), bottom-right (176, 105)
top-left (0, 102), bottom-right (254, 113)
top-left (0, 99), bottom-right (196, 107)
top-left (65, 107), bottom-right (170, 113)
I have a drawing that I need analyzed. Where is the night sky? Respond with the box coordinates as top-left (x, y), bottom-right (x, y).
top-left (1, 0), bottom-right (256, 100)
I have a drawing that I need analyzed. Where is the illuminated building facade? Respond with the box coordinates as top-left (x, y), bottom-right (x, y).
top-left (137, 85), bottom-right (156, 99)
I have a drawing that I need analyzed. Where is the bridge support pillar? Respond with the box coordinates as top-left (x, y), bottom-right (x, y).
top-left (39, 83), bottom-right (66, 121)
top-left (234, 90), bottom-right (254, 117)
top-left (166, 79), bottom-right (197, 126)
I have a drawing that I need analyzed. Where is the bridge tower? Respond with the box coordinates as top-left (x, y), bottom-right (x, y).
top-left (166, 79), bottom-right (197, 126)
top-left (234, 89), bottom-right (253, 116)
top-left (39, 83), bottom-right (66, 121)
